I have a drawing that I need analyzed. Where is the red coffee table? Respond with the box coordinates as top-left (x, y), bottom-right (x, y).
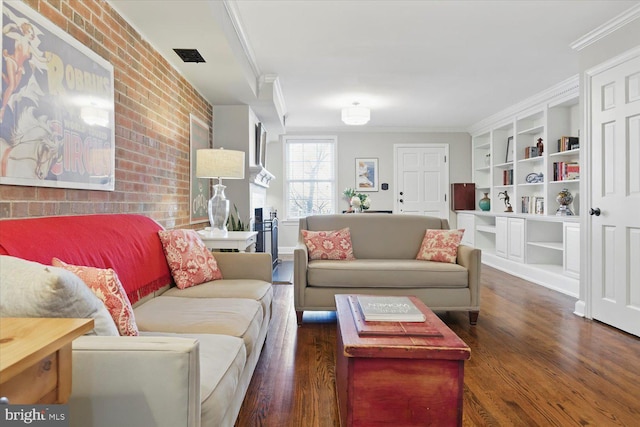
top-left (335, 294), bottom-right (471, 427)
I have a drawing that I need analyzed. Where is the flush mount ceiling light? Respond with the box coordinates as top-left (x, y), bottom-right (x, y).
top-left (341, 102), bottom-right (370, 125)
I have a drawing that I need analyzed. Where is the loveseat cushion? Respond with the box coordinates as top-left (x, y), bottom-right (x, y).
top-left (307, 259), bottom-right (469, 288)
top-left (133, 296), bottom-right (263, 357)
top-left (0, 255), bottom-right (119, 336)
top-left (416, 229), bottom-right (465, 263)
top-left (162, 279), bottom-right (273, 319)
top-left (301, 228), bottom-right (355, 260)
top-left (139, 331), bottom-right (246, 427)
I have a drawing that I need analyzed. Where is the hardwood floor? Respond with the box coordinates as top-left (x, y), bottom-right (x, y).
top-left (236, 266), bottom-right (640, 426)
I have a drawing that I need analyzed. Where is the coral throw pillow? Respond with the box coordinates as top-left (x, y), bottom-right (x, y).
top-left (302, 228), bottom-right (355, 261)
top-left (52, 257), bottom-right (138, 336)
top-left (157, 229), bottom-right (223, 289)
top-left (416, 229), bottom-right (465, 263)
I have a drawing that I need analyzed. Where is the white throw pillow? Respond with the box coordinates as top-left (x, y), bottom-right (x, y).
top-left (0, 255), bottom-right (118, 336)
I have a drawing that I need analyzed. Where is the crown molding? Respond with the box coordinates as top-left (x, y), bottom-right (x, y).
top-left (222, 0), bottom-right (261, 79)
top-left (466, 74), bottom-right (579, 135)
top-left (571, 3), bottom-right (640, 51)
top-left (285, 126), bottom-right (469, 134)
top-left (259, 74), bottom-right (287, 120)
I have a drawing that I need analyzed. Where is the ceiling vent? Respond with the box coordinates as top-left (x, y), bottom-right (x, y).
top-left (173, 49), bottom-right (206, 63)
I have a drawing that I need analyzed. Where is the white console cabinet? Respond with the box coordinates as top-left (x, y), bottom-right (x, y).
top-left (456, 213), bottom-right (476, 247)
top-left (563, 222), bottom-right (580, 279)
top-left (496, 217), bottom-right (525, 263)
top-left (458, 211), bottom-right (579, 297)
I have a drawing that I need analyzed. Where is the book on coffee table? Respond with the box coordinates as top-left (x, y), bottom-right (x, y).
top-left (357, 295), bottom-right (426, 322)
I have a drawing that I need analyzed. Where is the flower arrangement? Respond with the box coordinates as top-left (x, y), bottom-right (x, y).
top-left (343, 188), bottom-right (371, 212)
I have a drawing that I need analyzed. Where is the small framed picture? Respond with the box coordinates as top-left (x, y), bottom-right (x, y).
top-left (355, 158), bottom-right (378, 191)
top-left (505, 136), bottom-right (514, 163)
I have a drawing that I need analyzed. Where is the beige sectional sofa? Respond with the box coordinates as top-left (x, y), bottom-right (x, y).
top-left (294, 214), bottom-right (481, 324)
top-left (0, 214), bottom-right (272, 427)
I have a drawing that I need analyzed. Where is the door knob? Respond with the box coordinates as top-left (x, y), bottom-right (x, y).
top-left (399, 199), bottom-right (404, 203)
top-left (589, 208), bottom-right (601, 216)
top-left (399, 191), bottom-right (404, 196)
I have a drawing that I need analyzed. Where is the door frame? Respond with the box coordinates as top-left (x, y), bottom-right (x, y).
top-left (580, 45), bottom-right (640, 319)
top-left (393, 143), bottom-right (450, 220)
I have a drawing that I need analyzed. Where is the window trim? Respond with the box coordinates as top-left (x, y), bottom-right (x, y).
top-left (283, 135), bottom-right (338, 221)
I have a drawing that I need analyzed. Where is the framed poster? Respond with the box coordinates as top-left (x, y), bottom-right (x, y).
top-left (0, 2), bottom-right (115, 191)
top-left (190, 114), bottom-right (210, 224)
top-left (505, 136), bottom-right (514, 163)
top-left (355, 158), bottom-right (378, 191)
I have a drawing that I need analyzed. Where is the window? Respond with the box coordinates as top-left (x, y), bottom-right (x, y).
top-left (284, 136), bottom-right (337, 219)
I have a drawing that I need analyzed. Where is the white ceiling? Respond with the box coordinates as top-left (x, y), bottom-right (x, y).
top-left (109, 0), bottom-right (640, 133)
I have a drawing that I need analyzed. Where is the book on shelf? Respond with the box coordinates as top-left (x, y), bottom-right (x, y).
top-left (557, 136), bottom-right (579, 152)
top-left (502, 169), bottom-right (513, 185)
top-left (553, 161), bottom-right (580, 181)
top-left (535, 196), bottom-right (544, 214)
top-left (565, 162), bottom-right (580, 180)
top-left (524, 146), bottom-right (539, 159)
top-left (521, 195), bottom-right (544, 214)
top-left (357, 295), bottom-right (426, 322)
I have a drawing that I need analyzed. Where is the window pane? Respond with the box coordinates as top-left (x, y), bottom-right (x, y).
top-left (287, 142), bottom-right (334, 180)
top-left (287, 181), bottom-right (334, 217)
top-left (285, 138), bottom-right (336, 219)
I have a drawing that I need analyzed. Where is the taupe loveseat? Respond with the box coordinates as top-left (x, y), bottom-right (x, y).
top-left (294, 214), bottom-right (481, 325)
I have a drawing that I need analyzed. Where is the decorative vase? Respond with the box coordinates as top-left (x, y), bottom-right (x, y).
top-left (479, 192), bottom-right (491, 211)
top-left (556, 188), bottom-right (574, 216)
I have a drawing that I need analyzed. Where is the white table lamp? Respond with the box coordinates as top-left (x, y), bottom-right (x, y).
top-left (196, 148), bottom-right (245, 236)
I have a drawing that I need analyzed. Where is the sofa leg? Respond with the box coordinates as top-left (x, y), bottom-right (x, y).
top-left (296, 310), bottom-right (303, 326)
top-left (469, 311), bottom-right (479, 325)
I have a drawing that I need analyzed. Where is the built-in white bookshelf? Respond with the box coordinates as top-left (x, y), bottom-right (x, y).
top-left (463, 75), bottom-right (582, 296)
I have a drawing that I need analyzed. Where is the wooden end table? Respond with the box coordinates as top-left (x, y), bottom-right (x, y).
top-left (335, 295), bottom-right (470, 427)
top-left (0, 317), bottom-right (94, 404)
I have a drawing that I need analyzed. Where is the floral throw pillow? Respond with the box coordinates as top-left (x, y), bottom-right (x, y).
top-left (52, 257), bottom-right (138, 336)
top-left (302, 227), bottom-right (355, 261)
top-left (416, 229), bottom-right (465, 263)
top-left (157, 229), bottom-right (223, 289)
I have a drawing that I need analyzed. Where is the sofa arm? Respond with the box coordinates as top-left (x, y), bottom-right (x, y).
top-left (70, 336), bottom-right (200, 427)
top-left (457, 244), bottom-right (482, 308)
top-left (212, 252), bottom-right (272, 282)
top-left (293, 244), bottom-right (308, 309)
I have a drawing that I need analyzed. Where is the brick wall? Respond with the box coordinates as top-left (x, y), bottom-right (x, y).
top-left (0, 0), bottom-right (212, 229)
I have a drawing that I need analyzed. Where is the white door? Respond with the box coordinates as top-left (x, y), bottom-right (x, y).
top-left (394, 144), bottom-right (449, 220)
top-left (589, 50), bottom-right (640, 337)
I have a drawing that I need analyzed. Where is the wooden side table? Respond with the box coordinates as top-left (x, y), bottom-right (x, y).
top-left (0, 317), bottom-right (94, 404)
top-left (335, 295), bottom-right (470, 427)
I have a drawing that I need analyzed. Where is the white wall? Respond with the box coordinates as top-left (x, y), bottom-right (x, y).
top-left (212, 105), bottom-right (261, 225)
top-left (266, 131), bottom-right (472, 253)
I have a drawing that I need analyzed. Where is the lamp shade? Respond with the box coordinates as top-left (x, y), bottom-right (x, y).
top-left (341, 103), bottom-right (370, 125)
top-left (196, 148), bottom-right (245, 179)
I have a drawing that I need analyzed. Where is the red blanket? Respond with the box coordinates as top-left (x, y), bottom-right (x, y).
top-left (0, 214), bottom-right (172, 303)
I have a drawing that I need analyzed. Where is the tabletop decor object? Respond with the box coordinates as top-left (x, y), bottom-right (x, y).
top-left (196, 148), bottom-right (245, 236)
top-left (556, 188), bottom-right (574, 216)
